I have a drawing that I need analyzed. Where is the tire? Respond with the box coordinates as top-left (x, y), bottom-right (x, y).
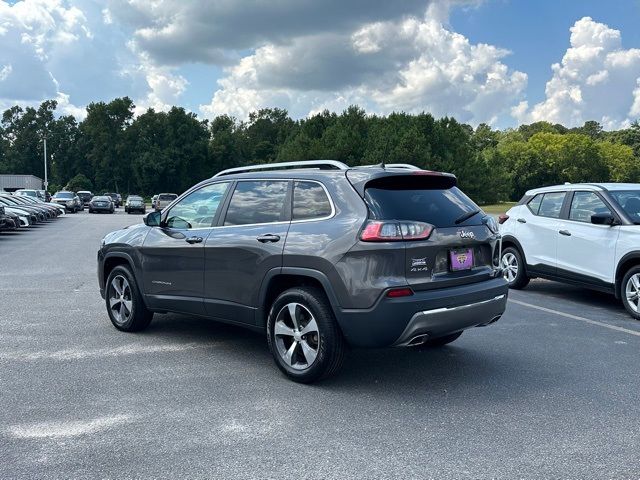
top-left (105, 265), bottom-right (153, 332)
top-left (621, 266), bottom-right (640, 320)
top-left (418, 331), bottom-right (463, 348)
top-left (89, 209), bottom-right (93, 213)
top-left (501, 246), bottom-right (530, 289)
top-left (267, 287), bottom-right (346, 383)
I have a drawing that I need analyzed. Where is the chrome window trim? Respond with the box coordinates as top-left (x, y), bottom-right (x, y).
top-left (158, 178), bottom-right (337, 231)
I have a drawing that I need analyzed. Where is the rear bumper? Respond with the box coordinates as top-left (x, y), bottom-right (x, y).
top-left (335, 277), bottom-right (508, 347)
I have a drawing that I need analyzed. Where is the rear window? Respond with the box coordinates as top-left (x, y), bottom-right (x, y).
top-left (224, 181), bottom-right (288, 226)
top-left (159, 194), bottom-right (177, 201)
top-left (364, 183), bottom-right (480, 227)
top-left (55, 192), bottom-right (74, 199)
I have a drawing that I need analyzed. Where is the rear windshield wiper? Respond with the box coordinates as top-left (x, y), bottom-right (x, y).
top-left (454, 209), bottom-right (481, 225)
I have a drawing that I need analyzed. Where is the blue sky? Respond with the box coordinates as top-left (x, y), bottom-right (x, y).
top-left (1, 0), bottom-right (640, 129)
top-left (450, 0), bottom-right (640, 112)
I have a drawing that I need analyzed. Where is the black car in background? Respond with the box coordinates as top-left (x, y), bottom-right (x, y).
top-left (77, 191), bottom-right (94, 208)
top-left (0, 206), bottom-right (17, 231)
top-left (103, 193), bottom-right (121, 208)
top-left (89, 196), bottom-right (115, 214)
top-left (124, 195), bottom-right (146, 214)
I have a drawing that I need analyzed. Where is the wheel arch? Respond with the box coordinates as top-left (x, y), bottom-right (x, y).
top-left (501, 235), bottom-right (528, 265)
top-left (615, 252), bottom-right (640, 299)
top-left (257, 267), bottom-right (342, 328)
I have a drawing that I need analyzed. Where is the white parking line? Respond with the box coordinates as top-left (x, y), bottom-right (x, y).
top-left (509, 299), bottom-right (640, 337)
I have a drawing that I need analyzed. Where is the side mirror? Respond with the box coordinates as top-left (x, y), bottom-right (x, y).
top-left (144, 211), bottom-right (161, 227)
top-left (591, 212), bottom-right (615, 226)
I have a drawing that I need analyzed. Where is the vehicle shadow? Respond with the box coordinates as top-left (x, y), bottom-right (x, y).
top-left (143, 312), bottom-right (554, 398)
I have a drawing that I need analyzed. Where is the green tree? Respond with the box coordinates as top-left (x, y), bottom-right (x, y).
top-left (66, 173), bottom-right (93, 191)
top-left (80, 97), bottom-right (135, 192)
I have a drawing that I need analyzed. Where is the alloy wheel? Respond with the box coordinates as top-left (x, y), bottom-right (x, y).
top-left (501, 252), bottom-right (518, 283)
top-left (109, 275), bottom-right (133, 325)
top-left (625, 273), bottom-right (640, 313)
top-left (274, 302), bottom-right (320, 370)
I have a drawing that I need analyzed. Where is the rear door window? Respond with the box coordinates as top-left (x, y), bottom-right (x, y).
top-left (538, 192), bottom-right (566, 218)
top-left (224, 181), bottom-right (289, 226)
top-left (292, 181), bottom-right (332, 220)
top-left (364, 183), bottom-right (480, 228)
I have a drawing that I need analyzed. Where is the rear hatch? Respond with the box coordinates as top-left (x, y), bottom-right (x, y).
top-left (356, 172), bottom-right (500, 291)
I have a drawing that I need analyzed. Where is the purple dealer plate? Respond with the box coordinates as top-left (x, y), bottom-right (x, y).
top-left (450, 248), bottom-right (473, 271)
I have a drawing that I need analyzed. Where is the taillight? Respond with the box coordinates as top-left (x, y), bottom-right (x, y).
top-left (360, 220), bottom-right (433, 242)
top-left (386, 287), bottom-right (414, 298)
top-left (498, 214), bottom-right (509, 225)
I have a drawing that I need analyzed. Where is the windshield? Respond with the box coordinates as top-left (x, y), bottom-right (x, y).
top-left (55, 192), bottom-right (74, 199)
top-left (609, 190), bottom-right (640, 223)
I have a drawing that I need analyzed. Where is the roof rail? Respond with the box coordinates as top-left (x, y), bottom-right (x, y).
top-left (213, 160), bottom-right (349, 177)
top-left (385, 164), bottom-right (422, 170)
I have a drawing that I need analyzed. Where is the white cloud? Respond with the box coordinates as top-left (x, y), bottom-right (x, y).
top-left (201, 7), bottom-right (527, 125)
top-left (0, 0), bottom-right (187, 118)
top-left (0, 64), bottom-right (12, 81)
top-left (513, 17), bottom-right (640, 128)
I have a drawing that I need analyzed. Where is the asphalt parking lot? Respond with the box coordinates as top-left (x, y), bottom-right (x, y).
top-left (1, 210), bottom-right (640, 479)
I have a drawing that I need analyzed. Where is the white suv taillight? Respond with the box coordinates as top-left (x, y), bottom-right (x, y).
top-left (360, 220), bottom-right (433, 242)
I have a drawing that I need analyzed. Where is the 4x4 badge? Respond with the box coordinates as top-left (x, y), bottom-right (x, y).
top-left (459, 230), bottom-right (475, 239)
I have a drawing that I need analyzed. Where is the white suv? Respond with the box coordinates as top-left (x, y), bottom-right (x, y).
top-left (500, 183), bottom-right (640, 319)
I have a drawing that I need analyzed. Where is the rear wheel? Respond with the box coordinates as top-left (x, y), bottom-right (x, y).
top-left (418, 331), bottom-right (463, 348)
top-left (105, 265), bottom-right (153, 332)
top-left (501, 246), bottom-right (530, 289)
top-left (267, 287), bottom-right (345, 383)
top-left (621, 266), bottom-right (640, 320)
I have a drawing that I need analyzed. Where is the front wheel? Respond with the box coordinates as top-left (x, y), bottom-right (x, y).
top-left (267, 287), bottom-right (345, 383)
top-left (105, 265), bottom-right (153, 331)
top-left (501, 247), bottom-right (530, 289)
top-left (621, 266), bottom-right (640, 320)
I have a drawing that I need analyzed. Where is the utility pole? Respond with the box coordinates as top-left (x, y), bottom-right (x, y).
top-left (43, 137), bottom-right (48, 192)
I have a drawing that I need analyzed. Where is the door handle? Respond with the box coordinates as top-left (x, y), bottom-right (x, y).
top-left (559, 230), bottom-right (571, 236)
top-left (185, 236), bottom-right (204, 244)
top-left (517, 218), bottom-right (527, 223)
top-left (256, 234), bottom-right (281, 243)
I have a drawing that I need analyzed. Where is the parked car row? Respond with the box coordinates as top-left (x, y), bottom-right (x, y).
top-left (0, 192), bottom-right (65, 231)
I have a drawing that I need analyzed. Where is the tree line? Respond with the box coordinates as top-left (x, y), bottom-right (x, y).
top-left (1, 97), bottom-right (639, 204)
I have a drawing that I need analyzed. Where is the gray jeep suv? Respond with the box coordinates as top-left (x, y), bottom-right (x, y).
top-left (98, 160), bottom-right (508, 382)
